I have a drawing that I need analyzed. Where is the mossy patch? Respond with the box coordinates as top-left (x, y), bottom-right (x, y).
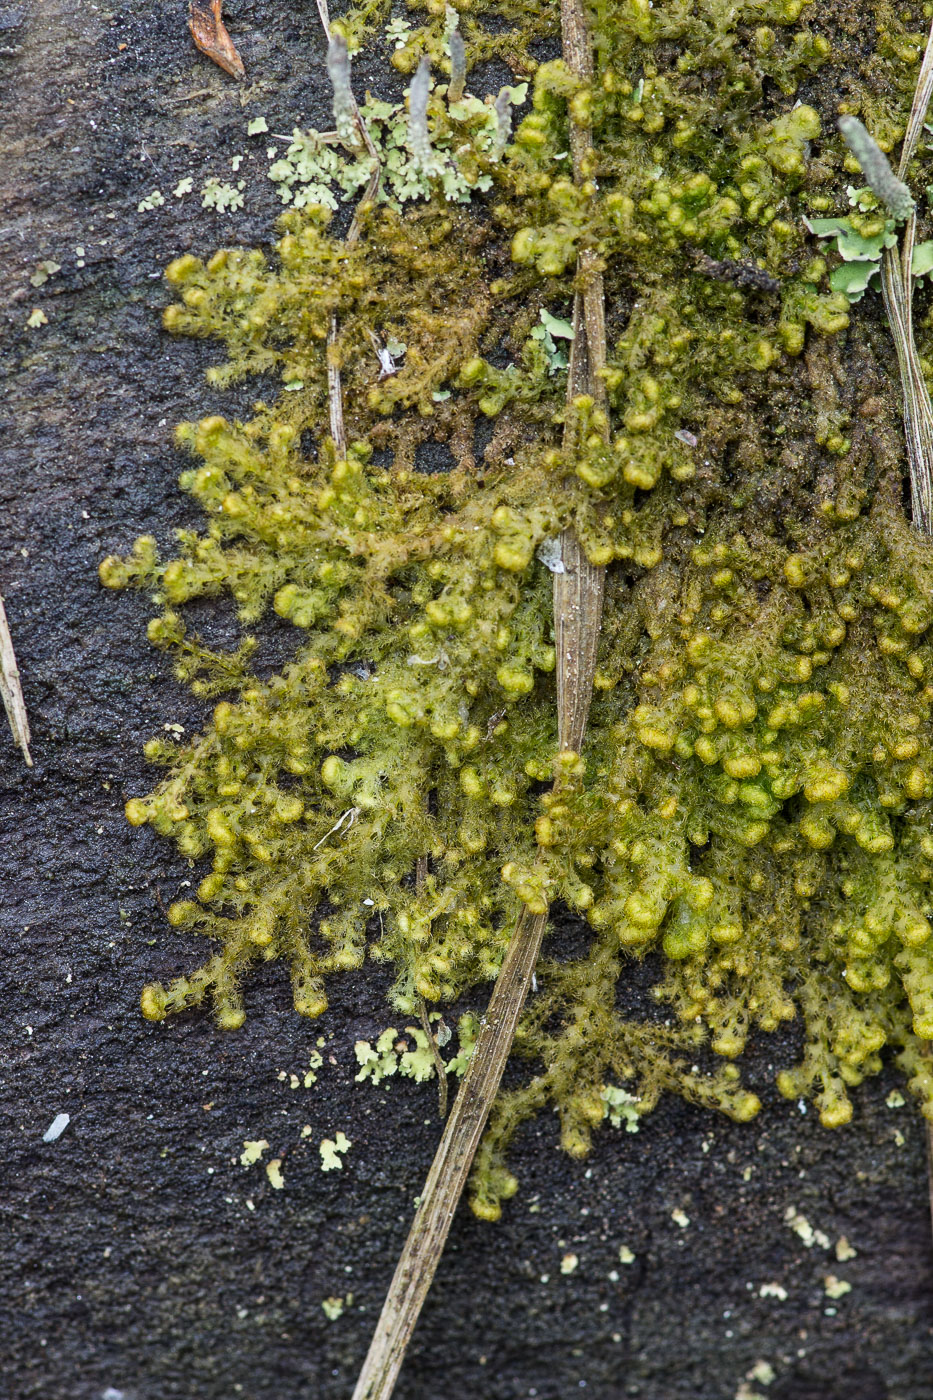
top-left (103, 0), bottom-right (933, 1216)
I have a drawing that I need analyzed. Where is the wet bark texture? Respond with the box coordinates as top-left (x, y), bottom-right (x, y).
top-left (1, 5), bottom-right (932, 1399)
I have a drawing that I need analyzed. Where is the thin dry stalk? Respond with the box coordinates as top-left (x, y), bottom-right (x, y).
top-left (350, 905), bottom-right (547, 1400)
top-left (315, 0), bottom-right (382, 454)
top-left (0, 591), bottom-right (32, 766)
top-left (416, 854), bottom-right (450, 1117)
top-left (880, 15), bottom-right (933, 531)
top-left (349, 1), bottom-right (606, 1396)
top-left (876, 13), bottom-right (933, 1234)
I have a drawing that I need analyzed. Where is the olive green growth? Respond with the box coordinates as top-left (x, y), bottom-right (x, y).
top-left (103, 0), bottom-right (933, 1216)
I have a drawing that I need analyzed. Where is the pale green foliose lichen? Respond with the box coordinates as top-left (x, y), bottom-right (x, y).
top-left (102, 0), bottom-right (933, 1218)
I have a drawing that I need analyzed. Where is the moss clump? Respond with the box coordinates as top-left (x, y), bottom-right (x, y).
top-left (103, 0), bottom-right (933, 1214)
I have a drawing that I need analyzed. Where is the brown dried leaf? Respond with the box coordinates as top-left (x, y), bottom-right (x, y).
top-left (188, 0), bottom-right (245, 80)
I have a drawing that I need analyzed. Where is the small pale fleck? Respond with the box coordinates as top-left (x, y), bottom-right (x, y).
top-left (835, 1236), bottom-right (857, 1262)
top-left (671, 1208), bottom-right (690, 1229)
top-left (26, 309), bottom-right (48, 329)
top-left (823, 1274), bottom-right (852, 1299)
top-left (560, 1252), bottom-right (579, 1275)
top-left (759, 1282), bottom-right (788, 1300)
top-left (536, 537), bottom-right (565, 574)
top-left (784, 1207), bottom-right (830, 1250)
top-left (265, 1158), bottom-right (285, 1189)
top-left (300, 1124), bottom-right (313, 1139)
top-left (321, 1295), bottom-right (345, 1320)
top-left (42, 1113), bottom-right (70, 1142)
top-left (247, 116), bottom-right (269, 135)
top-left (885, 1089), bottom-right (906, 1109)
top-left (173, 176), bottom-right (194, 198)
top-left (618, 1245), bottom-right (636, 1264)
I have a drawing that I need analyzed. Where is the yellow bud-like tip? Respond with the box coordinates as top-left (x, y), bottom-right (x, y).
top-left (140, 984), bottom-right (167, 1022)
top-left (470, 1195), bottom-right (503, 1222)
top-left (216, 1005), bottom-right (246, 1031)
top-left (125, 798), bottom-right (149, 827)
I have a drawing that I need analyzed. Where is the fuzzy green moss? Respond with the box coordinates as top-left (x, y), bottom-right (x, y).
top-left (104, 0), bottom-right (933, 1215)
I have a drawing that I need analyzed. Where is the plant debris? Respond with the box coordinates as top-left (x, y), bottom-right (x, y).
top-left (188, 0), bottom-right (245, 81)
top-left (0, 591), bottom-right (31, 765)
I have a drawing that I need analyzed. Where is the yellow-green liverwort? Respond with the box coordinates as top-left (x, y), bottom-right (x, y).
top-left (103, 0), bottom-right (933, 1218)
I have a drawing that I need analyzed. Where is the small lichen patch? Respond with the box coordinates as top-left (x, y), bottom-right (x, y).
top-left (758, 1282), bottom-right (788, 1300)
top-left (29, 260), bottom-right (60, 288)
top-left (559, 1252), bottom-right (579, 1274)
top-left (201, 178), bottom-right (246, 213)
top-left (240, 1138), bottom-right (269, 1166)
top-left (601, 1084), bottom-right (641, 1132)
top-left (823, 1273), bottom-right (852, 1299)
top-left (783, 1208), bottom-right (830, 1250)
top-left (835, 1235), bottom-right (857, 1262)
top-left (265, 1157), bottom-right (285, 1189)
top-left (321, 1294), bottom-right (352, 1320)
top-left (618, 1245), bottom-right (636, 1265)
top-left (304, 1049), bottom-right (324, 1087)
top-left (671, 1208), bottom-right (690, 1229)
top-left (319, 1131), bottom-right (352, 1171)
top-left (355, 1016), bottom-right (476, 1085)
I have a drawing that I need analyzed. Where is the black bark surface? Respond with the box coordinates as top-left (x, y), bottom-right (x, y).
top-left (1, 5), bottom-right (932, 1399)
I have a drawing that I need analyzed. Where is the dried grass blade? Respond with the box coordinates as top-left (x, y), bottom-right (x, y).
top-left (888, 9), bottom-right (933, 1227)
top-left (350, 905), bottom-right (547, 1400)
top-left (0, 591), bottom-right (32, 766)
top-left (878, 16), bottom-right (933, 532)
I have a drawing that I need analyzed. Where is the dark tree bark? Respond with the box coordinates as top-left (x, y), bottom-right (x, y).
top-left (1, 5), bottom-right (931, 1398)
